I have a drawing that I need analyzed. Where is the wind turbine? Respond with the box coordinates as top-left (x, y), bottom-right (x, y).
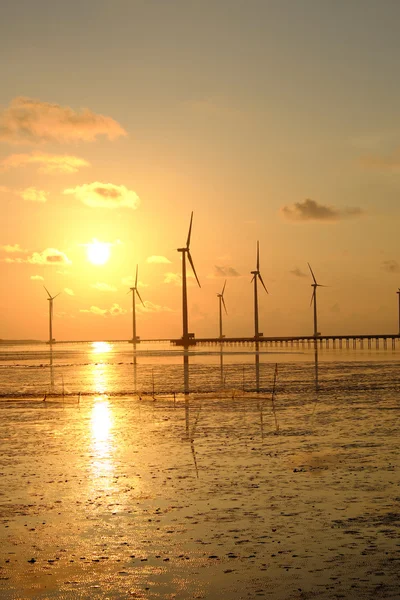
top-left (308, 263), bottom-right (327, 337)
top-left (44, 286), bottom-right (61, 344)
top-left (128, 265), bottom-right (145, 344)
top-left (217, 280), bottom-right (228, 339)
top-left (251, 241), bottom-right (268, 339)
top-left (177, 211), bottom-right (201, 345)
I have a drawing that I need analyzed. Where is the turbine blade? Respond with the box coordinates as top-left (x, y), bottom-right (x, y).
top-left (135, 264), bottom-right (138, 288)
top-left (136, 288), bottom-right (145, 307)
top-left (43, 285), bottom-right (52, 298)
top-left (250, 275), bottom-right (255, 283)
top-left (186, 211), bottom-right (194, 248)
top-left (308, 262), bottom-right (317, 285)
top-left (222, 296), bottom-right (228, 315)
top-left (187, 250), bottom-right (201, 288)
top-left (222, 279), bottom-right (227, 296)
top-left (256, 240), bottom-right (260, 271)
top-left (53, 292), bottom-right (61, 299)
top-left (310, 288), bottom-right (315, 307)
top-left (258, 273), bottom-right (268, 294)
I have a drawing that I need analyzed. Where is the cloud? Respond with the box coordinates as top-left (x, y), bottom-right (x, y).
top-left (213, 265), bottom-right (241, 278)
top-left (1, 151), bottom-right (90, 173)
top-left (80, 303), bottom-right (126, 317)
top-left (28, 248), bottom-right (71, 265)
top-left (1, 243), bottom-right (24, 253)
top-left (281, 199), bottom-right (365, 222)
top-left (64, 287), bottom-right (74, 295)
top-left (164, 272), bottom-right (182, 285)
top-left (19, 187), bottom-right (48, 203)
top-left (30, 275), bottom-right (44, 281)
top-left (64, 182), bottom-right (140, 209)
top-left (137, 301), bottom-right (173, 314)
top-left (381, 260), bottom-right (400, 274)
top-left (146, 255), bottom-right (171, 264)
top-left (290, 267), bottom-right (307, 278)
top-left (0, 185), bottom-right (10, 193)
top-left (91, 282), bottom-right (117, 292)
top-left (121, 275), bottom-right (149, 287)
top-left (0, 96), bottom-right (126, 144)
top-left (360, 149), bottom-right (400, 171)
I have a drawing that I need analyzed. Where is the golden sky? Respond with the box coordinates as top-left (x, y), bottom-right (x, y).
top-left (1, 1), bottom-right (400, 340)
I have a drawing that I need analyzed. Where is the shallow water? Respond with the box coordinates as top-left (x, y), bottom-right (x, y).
top-left (0, 343), bottom-right (399, 598)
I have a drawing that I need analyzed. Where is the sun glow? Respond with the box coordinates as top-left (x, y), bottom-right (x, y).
top-left (87, 239), bottom-right (111, 265)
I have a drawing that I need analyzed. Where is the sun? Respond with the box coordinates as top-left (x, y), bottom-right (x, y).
top-left (87, 240), bottom-right (111, 265)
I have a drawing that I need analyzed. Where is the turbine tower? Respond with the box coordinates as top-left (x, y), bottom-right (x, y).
top-left (308, 263), bottom-right (327, 337)
top-left (44, 286), bottom-right (61, 344)
top-left (397, 288), bottom-right (400, 335)
top-left (251, 241), bottom-right (268, 339)
top-left (128, 265), bottom-right (145, 344)
top-left (177, 211), bottom-right (201, 345)
top-left (217, 280), bottom-right (227, 339)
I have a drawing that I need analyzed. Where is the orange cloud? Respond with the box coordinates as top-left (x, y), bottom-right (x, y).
top-left (91, 282), bottom-right (117, 292)
top-left (281, 199), bottom-right (364, 222)
top-left (28, 248), bottom-right (71, 265)
top-left (64, 182), bottom-right (140, 209)
top-left (80, 303), bottom-right (126, 317)
top-left (1, 243), bottom-right (24, 253)
top-left (146, 255), bottom-right (171, 264)
top-left (0, 97), bottom-right (126, 144)
top-left (1, 151), bottom-right (90, 173)
top-left (19, 187), bottom-right (48, 203)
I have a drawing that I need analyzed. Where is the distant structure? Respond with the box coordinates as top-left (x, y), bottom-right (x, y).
top-left (128, 264), bottom-right (145, 345)
top-left (217, 280), bottom-right (227, 339)
top-left (44, 286), bottom-right (61, 344)
top-left (177, 212), bottom-right (201, 346)
top-left (308, 263), bottom-right (327, 337)
top-left (251, 241), bottom-right (268, 339)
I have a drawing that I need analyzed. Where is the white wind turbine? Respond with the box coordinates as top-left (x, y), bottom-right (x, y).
top-left (128, 265), bottom-right (145, 344)
top-left (251, 241), bottom-right (268, 339)
top-left (44, 286), bottom-right (61, 344)
top-left (177, 211), bottom-right (201, 345)
top-left (308, 263), bottom-right (327, 337)
top-left (217, 280), bottom-right (228, 339)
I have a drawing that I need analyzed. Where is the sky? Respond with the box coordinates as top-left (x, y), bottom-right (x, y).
top-left (1, 0), bottom-right (400, 341)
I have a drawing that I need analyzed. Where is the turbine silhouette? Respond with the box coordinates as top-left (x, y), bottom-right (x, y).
top-left (44, 286), bottom-right (61, 344)
top-left (217, 280), bottom-right (227, 339)
top-left (177, 212), bottom-right (201, 345)
top-left (397, 288), bottom-right (400, 335)
top-left (251, 241), bottom-right (268, 339)
top-left (128, 264), bottom-right (145, 344)
top-left (308, 263), bottom-right (327, 337)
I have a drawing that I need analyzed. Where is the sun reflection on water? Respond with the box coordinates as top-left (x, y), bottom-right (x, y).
top-left (91, 398), bottom-right (114, 476)
top-left (91, 341), bottom-right (112, 354)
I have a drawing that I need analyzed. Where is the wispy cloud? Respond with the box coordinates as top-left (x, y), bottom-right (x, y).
top-left (0, 96), bottom-right (126, 144)
top-left (281, 199), bottom-right (365, 222)
top-left (146, 255), bottom-right (171, 264)
top-left (381, 260), bottom-right (400, 274)
top-left (19, 187), bottom-right (48, 203)
top-left (137, 301), bottom-right (173, 313)
top-left (91, 282), bottom-right (117, 292)
top-left (213, 265), bottom-right (241, 278)
top-left (1, 243), bottom-right (24, 253)
top-left (360, 149), bottom-right (400, 171)
top-left (1, 151), bottom-right (90, 173)
top-left (64, 287), bottom-right (74, 296)
top-left (164, 272), bottom-right (182, 286)
top-left (80, 303), bottom-right (127, 317)
top-left (28, 248), bottom-right (71, 265)
top-left (290, 267), bottom-right (307, 278)
top-left (64, 182), bottom-right (140, 209)
top-left (30, 275), bottom-right (44, 281)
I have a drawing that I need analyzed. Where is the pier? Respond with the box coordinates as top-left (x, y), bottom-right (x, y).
top-left (170, 334), bottom-right (400, 350)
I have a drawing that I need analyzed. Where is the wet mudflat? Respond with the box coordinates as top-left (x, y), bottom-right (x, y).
top-left (0, 390), bottom-right (399, 599)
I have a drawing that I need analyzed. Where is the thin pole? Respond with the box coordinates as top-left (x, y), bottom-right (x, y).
top-left (397, 291), bottom-right (400, 336)
top-left (182, 251), bottom-right (188, 342)
top-left (219, 296), bottom-right (223, 338)
top-left (313, 285), bottom-right (318, 337)
top-left (254, 276), bottom-right (259, 338)
top-left (49, 299), bottom-right (53, 343)
top-left (132, 290), bottom-right (136, 344)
